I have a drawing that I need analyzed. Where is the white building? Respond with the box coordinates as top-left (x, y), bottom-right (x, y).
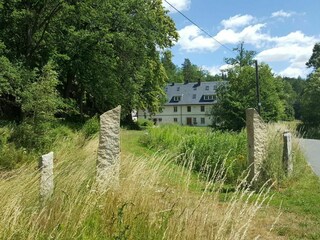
top-left (138, 81), bottom-right (224, 126)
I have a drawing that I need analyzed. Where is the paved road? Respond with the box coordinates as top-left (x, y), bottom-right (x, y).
top-left (299, 139), bottom-right (320, 177)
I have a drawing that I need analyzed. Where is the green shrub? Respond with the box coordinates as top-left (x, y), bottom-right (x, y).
top-left (136, 119), bottom-right (154, 130)
top-left (82, 116), bottom-right (99, 138)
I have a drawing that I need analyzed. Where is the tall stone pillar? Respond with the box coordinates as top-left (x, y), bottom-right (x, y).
top-left (96, 106), bottom-right (121, 192)
top-left (246, 108), bottom-right (267, 181)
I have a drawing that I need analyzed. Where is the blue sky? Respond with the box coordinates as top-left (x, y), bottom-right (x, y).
top-left (163, 0), bottom-right (320, 78)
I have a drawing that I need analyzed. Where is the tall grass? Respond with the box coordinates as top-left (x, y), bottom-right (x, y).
top-left (0, 131), bottom-right (277, 239)
top-left (141, 125), bottom-right (247, 183)
top-left (141, 124), bottom-right (304, 186)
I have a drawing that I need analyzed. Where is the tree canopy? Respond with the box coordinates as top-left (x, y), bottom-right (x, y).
top-left (211, 43), bottom-right (292, 131)
top-left (0, 0), bottom-right (178, 121)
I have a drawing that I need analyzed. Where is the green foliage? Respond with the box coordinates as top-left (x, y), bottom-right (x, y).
top-left (0, 0), bottom-right (178, 120)
top-left (136, 119), bottom-right (154, 130)
top-left (21, 62), bottom-right (61, 124)
top-left (306, 42), bottom-right (320, 70)
top-left (224, 42), bottom-right (257, 68)
top-left (0, 124), bottom-right (36, 170)
top-left (283, 76), bottom-right (306, 120)
top-left (82, 116), bottom-right (99, 138)
top-left (212, 64), bottom-right (289, 131)
top-left (301, 69), bottom-right (320, 126)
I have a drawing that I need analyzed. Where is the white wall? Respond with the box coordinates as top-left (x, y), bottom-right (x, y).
top-left (138, 105), bottom-right (213, 126)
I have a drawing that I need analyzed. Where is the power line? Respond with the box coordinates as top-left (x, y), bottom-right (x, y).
top-left (164, 0), bottom-right (235, 55)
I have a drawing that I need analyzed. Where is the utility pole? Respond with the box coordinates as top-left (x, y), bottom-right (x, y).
top-left (254, 60), bottom-right (261, 115)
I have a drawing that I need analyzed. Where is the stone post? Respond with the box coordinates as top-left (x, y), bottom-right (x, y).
top-left (39, 152), bottom-right (54, 200)
top-left (246, 108), bottom-right (267, 181)
top-left (283, 131), bottom-right (293, 176)
top-left (96, 106), bottom-right (121, 192)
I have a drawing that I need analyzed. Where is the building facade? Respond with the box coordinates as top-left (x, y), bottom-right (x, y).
top-left (138, 81), bottom-right (224, 126)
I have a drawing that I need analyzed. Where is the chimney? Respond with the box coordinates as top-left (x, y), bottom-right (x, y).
top-left (197, 78), bottom-right (201, 85)
top-left (184, 79), bottom-right (189, 84)
top-left (171, 82), bottom-right (175, 86)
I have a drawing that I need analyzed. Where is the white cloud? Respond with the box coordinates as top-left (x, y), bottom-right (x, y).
top-left (175, 13), bottom-right (318, 78)
top-left (177, 23), bottom-right (268, 52)
top-left (278, 67), bottom-right (308, 78)
top-left (177, 25), bottom-right (220, 52)
top-left (202, 64), bottom-right (233, 75)
top-left (271, 10), bottom-right (294, 18)
top-left (163, 0), bottom-right (191, 13)
top-left (221, 14), bottom-right (255, 29)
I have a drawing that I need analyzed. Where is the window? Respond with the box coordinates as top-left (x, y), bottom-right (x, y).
top-left (174, 118), bottom-right (178, 122)
top-left (174, 106), bottom-right (178, 112)
top-left (187, 106), bottom-right (191, 112)
top-left (158, 118), bottom-right (162, 122)
top-left (193, 118), bottom-right (197, 124)
top-left (200, 106), bottom-right (205, 112)
top-left (177, 87), bottom-right (180, 91)
top-left (192, 94), bottom-right (196, 99)
top-left (201, 118), bottom-right (205, 124)
top-left (205, 86), bottom-right (209, 90)
top-left (203, 95), bottom-right (216, 101)
top-left (173, 96), bottom-right (181, 101)
top-left (213, 85), bottom-right (218, 90)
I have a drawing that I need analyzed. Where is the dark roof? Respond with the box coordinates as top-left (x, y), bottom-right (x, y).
top-left (164, 81), bottom-right (225, 105)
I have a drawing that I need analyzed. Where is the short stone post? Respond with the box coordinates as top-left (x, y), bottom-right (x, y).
top-left (96, 106), bottom-right (121, 192)
top-left (283, 131), bottom-right (293, 176)
top-left (39, 152), bottom-right (54, 200)
top-left (246, 108), bottom-right (267, 181)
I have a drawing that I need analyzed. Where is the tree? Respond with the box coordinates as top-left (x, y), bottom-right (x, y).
top-left (224, 42), bottom-right (257, 69)
top-left (211, 44), bottom-right (289, 131)
top-left (283, 76), bottom-right (306, 119)
top-left (306, 42), bottom-right (320, 70)
top-left (0, 0), bottom-right (178, 120)
top-left (181, 58), bottom-right (205, 83)
top-left (301, 69), bottom-right (320, 126)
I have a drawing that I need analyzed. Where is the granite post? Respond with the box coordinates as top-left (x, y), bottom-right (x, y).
top-left (283, 131), bottom-right (293, 176)
top-left (39, 152), bottom-right (54, 200)
top-left (96, 106), bottom-right (121, 192)
top-left (246, 108), bottom-right (267, 181)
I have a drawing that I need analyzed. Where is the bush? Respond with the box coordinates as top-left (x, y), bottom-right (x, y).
top-left (82, 116), bottom-right (99, 138)
top-left (136, 119), bottom-right (154, 130)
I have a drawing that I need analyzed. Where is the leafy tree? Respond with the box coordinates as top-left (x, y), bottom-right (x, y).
top-left (301, 69), bottom-right (320, 126)
top-left (211, 43), bottom-right (289, 131)
top-left (0, 0), bottom-right (178, 121)
top-left (161, 50), bottom-right (180, 82)
top-left (283, 76), bottom-right (306, 119)
top-left (224, 42), bottom-right (257, 69)
top-left (306, 42), bottom-right (320, 70)
top-left (181, 58), bottom-right (206, 83)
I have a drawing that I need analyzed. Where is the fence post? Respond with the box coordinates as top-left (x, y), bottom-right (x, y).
top-left (283, 131), bottom-right (293, 176)
top-left (246, 108), bottom-right (267, 182)
top-left (96, 105), bottom-right (121, 192)
top-left (39, 151), bottom-right (54, 201)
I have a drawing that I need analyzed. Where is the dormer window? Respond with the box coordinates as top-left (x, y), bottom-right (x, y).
top-left (177, 87), bottom-right (180, 91)
top-left (203, 95), bottom-right (216, 101)
top-left (205, 86), bottom-right (209, 90)
top-left (192, 94), bottom-right (196, 99)
top-left (173, 96), bottom-right (181, 101)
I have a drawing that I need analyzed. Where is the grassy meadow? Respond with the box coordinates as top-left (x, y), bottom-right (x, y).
top-left (0, 122), bottom-right (320, 239)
